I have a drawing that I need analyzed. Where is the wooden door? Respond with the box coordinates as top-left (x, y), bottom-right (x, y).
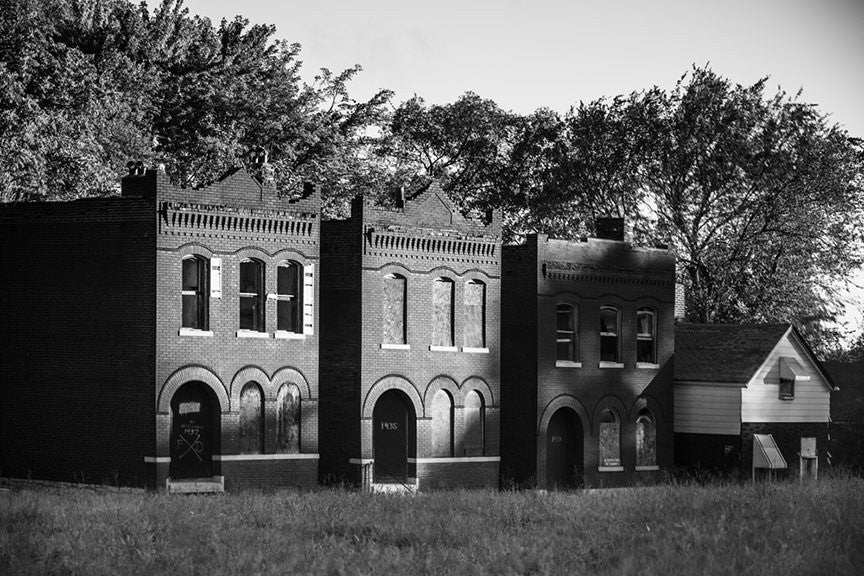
top-left (170, 382), bottom-right (214, 479)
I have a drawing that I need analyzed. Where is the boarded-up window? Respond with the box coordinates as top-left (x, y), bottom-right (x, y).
top-left (431, 390), bottom-right (454, 457)
top-left (277, 262), bottom-right (302, 333)
top-left (182, 256), bottom-right (208, 329)
top-left (239, 383), bottom-right (264, 454)
top-left (432, 278), bottom-right (454, 346)
top-left (239, 259), bottom-right (265, 331)
top-left (276, 384), bottom-right (300, 453)
top-left (464, 391), bottom-right (484, 456)
top-left (599, 409), bottom-right (620, 467)
top-left (463, 280), bottom-right (486, 348)
top-left (383, 274), bottom-right (407, 344)
top-left (636, 308), bottom-right (655, 364)
top-left (636, 408), bottom-right (657, 467)
top-left (600, 306), bottom-right (619, 362)
top-left (556, 304), bottom-right (576, 362)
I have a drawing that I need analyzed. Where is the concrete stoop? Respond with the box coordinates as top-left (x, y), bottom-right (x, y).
top-left (370, 478), bottom-right (418, 495)
top-left (166, 476), bottom-right (225, 494)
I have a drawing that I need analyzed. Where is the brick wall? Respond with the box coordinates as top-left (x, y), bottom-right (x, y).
top-left (0, 198), bottom-right (156, 487)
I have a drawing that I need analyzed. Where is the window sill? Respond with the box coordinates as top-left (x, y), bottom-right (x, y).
top-left (275, 331), bottom-right (305, 340)
top-left (179, 328), bottom-right (213, 337)
top-left (636, 362), bottom-right (660, 369)
top-left (462, 347), bottom-right (489, 354)
top-left (598, 362), bottom-right (624, 369)
top-left (598, 466), bottom-right (624, 472)
top-left (555, 360), bottom-right (582, 368)
top-left (381, 343), bottom-right (410, 350)
top-left (236, 330), bottom-right (270, 339)
top-left (429, 345), bottom-right (458, 352)
top-left (635, 465), bottom-right (660, 471)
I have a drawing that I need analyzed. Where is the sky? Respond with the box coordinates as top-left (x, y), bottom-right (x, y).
top-left (182, 0), bottom-right (864, 338)
top-left (182, 0), bottom-right (864, 138)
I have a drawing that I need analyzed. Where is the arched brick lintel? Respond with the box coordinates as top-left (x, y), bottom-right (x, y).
top-left (591, 395), bottom-right (629, 435)
top-left (157, 365), bottom-right (229, 414)
top-left (538, 394), bottom-right (591, 437)
top-left (628, 395), bottom-right (665, 424)
top-left (229, 366), bottom-right (271, 409)
top-left (271, 367), bottom-right (313, 400)
top-left (460, 376), bottom-right (495, 407)
top-left (362, 375), bottom-right (424, 419)
top-left (423, 375), bottom-right (460, 416)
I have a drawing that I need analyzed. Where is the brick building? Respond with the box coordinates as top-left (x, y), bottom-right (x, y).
top-left (0, 166), bottom-right (321, 491)
top-left (320, 184), bottom-right (502, 490)
top-left (501, 223), bottom-right (677, 489)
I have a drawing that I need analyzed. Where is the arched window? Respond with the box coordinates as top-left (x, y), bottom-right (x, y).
top-left (600, 306), bottom-right (620, 363)
top-left (636, 408), bottom-right (657, 467)
top-left (239, 382), bottom-right (264, 454)
top-left (239, 259), bottom-right (265, 331)
top-left (636, 308), bottom-right (656, 364)
top-left (464, 280), bottom-right (486, 348)
top-left (599, 408), bottom-right (621, 468)
top-left (277, 261), bottom-right (303, 333)
top-left (383, 274), bottom-right (407, 344)
top-left (432, 278), bottom-right (454, 347)
top-left (182, 256), bottom-right (209, 330)
top-left (464, 391), bottom-right (485, 456)
top-left (276, 384), bottom-right (301, 453)
top-left (556, 304), bottom-right (577, 363)
top-left (431, 390), bottom-right (454, 457)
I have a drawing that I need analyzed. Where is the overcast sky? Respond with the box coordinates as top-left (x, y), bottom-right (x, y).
top-left (182, 0), bottom-right (864, 138)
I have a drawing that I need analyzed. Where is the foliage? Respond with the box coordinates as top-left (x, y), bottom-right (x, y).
top-left (1, 478), bottom-right (862, 575)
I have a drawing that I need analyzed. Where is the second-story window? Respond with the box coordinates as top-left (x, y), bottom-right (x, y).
top-left (432, 277), bottom-right (454, 347)
top-left (239, 259), bottom-right (265, 331)
top-left (636, 308), bottom-right (656, 364)
top-left (182, 256), bottom-right (209, 330)
top-left (463, 280), bottom-right (486, 348)
top-left (383, 274), bottom-right (407, 344)
top-left (277, 262), bottom-right (302, 333)
top-left (556, 304), bottom-right (577, 363)
top-left (600, 306), bottom-right (620, 363)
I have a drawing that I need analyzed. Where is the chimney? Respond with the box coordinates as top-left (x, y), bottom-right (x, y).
top-left (395, 186), bottom-right (406, 209)
top-left (674, 282), bottom-right (686, 321)
top-left (595, 217), bottom-right (625, 241)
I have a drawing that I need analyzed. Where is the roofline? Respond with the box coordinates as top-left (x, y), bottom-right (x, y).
top-left (788, 325), bottom-right (840, 391)
top-left (674, 380), bottom-right (747, 388)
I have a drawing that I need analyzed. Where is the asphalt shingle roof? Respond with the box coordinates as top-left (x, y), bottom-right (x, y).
top-left (674, 323), bottom-right (791, 383)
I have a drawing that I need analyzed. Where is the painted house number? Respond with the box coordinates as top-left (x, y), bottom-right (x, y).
top-left (551, 436), bottom-right (563, 443)
top-left (381, 422), bottom-right (399, 431)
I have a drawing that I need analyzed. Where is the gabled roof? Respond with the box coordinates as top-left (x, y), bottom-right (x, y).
top-left (674, 323), bottom-right (793, 384)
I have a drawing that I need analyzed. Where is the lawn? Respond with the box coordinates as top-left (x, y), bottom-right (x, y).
top-left (1, 476), bottom-right (862, 575)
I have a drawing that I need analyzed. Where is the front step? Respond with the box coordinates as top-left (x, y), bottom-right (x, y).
top-left (167, 476), bottom-right (224, 494)
top-left (371, 478), bottom-right (418, 495)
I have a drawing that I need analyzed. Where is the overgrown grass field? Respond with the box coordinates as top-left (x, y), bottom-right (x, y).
top-left (2, 477), bottom-right (863, 575)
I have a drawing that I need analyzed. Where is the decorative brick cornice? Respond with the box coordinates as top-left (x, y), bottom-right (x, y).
top-left (542, 261), bottom-right (673, 286)
top-left (159, 201), bottom-right (317, 244)
top-left (365, 226), bottom-right (499, 266)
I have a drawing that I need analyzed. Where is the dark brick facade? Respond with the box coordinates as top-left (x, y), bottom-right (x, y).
top-left (320, 185), bottom-right (502, 489)
top-left (502, 233), bottom-right (676, 489)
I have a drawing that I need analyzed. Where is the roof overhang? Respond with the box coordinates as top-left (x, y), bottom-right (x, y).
top-left (674, 380), bottom-right (747, 388)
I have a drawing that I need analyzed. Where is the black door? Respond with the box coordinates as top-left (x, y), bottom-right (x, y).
top-left (547, 408), bottom-right (583, 489)
top-left (170, 382), bottom-right (214, 479)
top-left (373, 390), bottom-right (411, 483)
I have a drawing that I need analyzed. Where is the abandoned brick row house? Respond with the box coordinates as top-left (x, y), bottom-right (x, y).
top-left (0, 167), bottom-right (835, 491)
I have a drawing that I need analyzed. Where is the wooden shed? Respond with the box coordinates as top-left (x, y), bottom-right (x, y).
top-left (673, 323), bottom-right (837, 477)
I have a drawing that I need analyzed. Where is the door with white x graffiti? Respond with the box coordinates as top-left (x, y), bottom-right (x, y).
top-left (170, 381), bottom-right (214, 479)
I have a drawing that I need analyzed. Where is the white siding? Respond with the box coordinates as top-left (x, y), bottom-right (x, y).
top-left (741, 332), bottom-right (831, 423)
top-left (674, 384), bottom-right (741, 435)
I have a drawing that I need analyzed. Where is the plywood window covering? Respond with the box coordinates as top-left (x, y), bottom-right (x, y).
top-left (556, 304), bottom-right (577, 361)
top-left (383, 274), bottom-right (407, 344)
top-left (239, 382), bottom-right (264, 454)
top-left (463, 280), bottom-right (486, 348)
top-left (239, 259), bottom-right (265, 331)
top-left (277, 262), bottom-right (302, 333)
top-left (276, 384), bottom-right (300, 453)
top-left (464, 391), bottom-right (485, 456)
top-left (599, 409), bottom-right (621, 467)
top-left (431, 390), bottom-right (454, 457)
top-left (636, 408), bottom-right (657, 467)
top-left (636, 308), bottom-right (656, 363)
top-left (432, 278), bottom-right (454, 347)
top-left (600, 306), bottom-right (620, 362)
top-left (182, 256), bottom-right (209, 329)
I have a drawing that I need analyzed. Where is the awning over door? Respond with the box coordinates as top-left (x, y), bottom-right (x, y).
top-left (753, 433), bottom-right (787, 469)
top-left (779, 357), bottom-right (810, 382)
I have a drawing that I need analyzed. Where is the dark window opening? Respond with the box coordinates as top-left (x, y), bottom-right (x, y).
top-left (556, 304), bottom-right (577, 362)
top-left (636, 308), bottom-right (656, 363)
top-left (239, 259), bottom-right (265, 331)
top-left (600, 306), bottom-right (619, 362)
top-left (277, 262), bottom-right (302, 333)
top-left (182, 256), bottom-right (209, 330)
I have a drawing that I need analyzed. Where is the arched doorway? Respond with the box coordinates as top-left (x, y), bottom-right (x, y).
top-left (170, 381), bottom-right (218, 479)
top-left (373, 389), bottom-right (416, 483)
top-left (547, 408), bottom-right (584, 489)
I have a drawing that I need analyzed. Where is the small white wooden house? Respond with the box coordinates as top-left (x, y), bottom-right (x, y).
top-left (673, 323), bottom-right (837, 477)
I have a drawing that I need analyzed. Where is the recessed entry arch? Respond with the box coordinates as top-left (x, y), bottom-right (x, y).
top-left (362, 375), bottom-right (424, 420)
